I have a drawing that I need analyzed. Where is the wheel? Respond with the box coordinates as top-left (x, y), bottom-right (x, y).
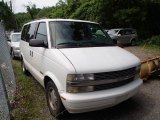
top-left (131, 39), bottom-right (136, 46)
top-left (21, 58), bottom-right (30, 75)
top-left (46, 81), bottom-right (65, 118)
top-left (11, 49), bottom-right (15, 59)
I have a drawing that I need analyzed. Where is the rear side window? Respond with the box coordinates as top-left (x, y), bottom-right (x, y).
top-left (21, 25), bottom-right (28, 41)
top-left (35, 22), bottom-right (48, 41)
top-left (119, 30), bottom-right (125, 35)
top-left (125, 30), bottom-right (132, 35)
top-left (21, 23), bottom-right (37, 42)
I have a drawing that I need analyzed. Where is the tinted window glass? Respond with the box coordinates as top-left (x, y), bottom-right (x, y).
top-left (119, 30), bottom-right (125, 35)
top-left (50, 21), bottom-right (114, 48)
top-left (12, 34), bottom-right (21, 42)
top-left (26, 23), bottom-right (36, 42)
top-left (21, 25), bottom-right (29, 41)
top-left (35, 22), bottom-right (47, 41)
top-left (125, 30), bottom-right (132, 35)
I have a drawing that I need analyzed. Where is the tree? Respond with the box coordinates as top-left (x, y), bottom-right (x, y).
top-left (25, 2), bottom-right (40, 20)
top-left (0, 1), bottom-right (16, 30)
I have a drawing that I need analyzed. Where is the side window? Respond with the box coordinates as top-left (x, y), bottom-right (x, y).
top-left (35, 22), bottom-right (48, 42)
top-left (21, 25), bottom-right (29, 41)
top-left (132, 30), bottom-right (136, 34)
top-left (125, 30), bottom-right (132, 35)
top-left (119, 30), bottom-right (125, 35)
top-left (26, 23), bottom-right (37, 42)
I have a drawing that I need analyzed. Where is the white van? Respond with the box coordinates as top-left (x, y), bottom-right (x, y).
top-left (20, 19), bottom-right (142, 117)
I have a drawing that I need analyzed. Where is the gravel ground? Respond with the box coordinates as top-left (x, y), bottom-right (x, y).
top-left (58, 46), bottom-right (160, 120)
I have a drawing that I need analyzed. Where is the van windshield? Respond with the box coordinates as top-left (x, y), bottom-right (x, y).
top-left (49, 21), bottom-right (114, 48)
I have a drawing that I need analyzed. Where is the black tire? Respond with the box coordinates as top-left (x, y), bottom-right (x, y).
top-left (21, 58), bottom-right (30, 75)
top-left (11, 49), bottom-right (15, 59)
top-left (131, 39), bottom-right (136, 46)
top-left (46, 81), bottom-right (65, 118)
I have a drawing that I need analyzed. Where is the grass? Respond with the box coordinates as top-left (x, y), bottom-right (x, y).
top-left (139, 44), bottom-right (160, 54)
top-left (138, 35), bottom-right (160, 53)
top-left (11, 60), bottom-right (55, 120)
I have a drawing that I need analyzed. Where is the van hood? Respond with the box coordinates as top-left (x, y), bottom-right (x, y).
top-left (59, 46), bottom-right (140, 73)
top-left (11, 42), bottom-right (20, 48)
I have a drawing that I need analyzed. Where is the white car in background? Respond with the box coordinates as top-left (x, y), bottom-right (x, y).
top-left (20, 19), bottom-right (142, 117)
top-left (8, 32), bottom-right (21, 58)
top-left (108, 28), bottom-right (138, 46)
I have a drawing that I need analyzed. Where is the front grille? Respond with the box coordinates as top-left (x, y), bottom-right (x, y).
top-left (94, 67), bottom-right (136, 80)
top-left (93, 67), bottom-right (136, 91)
top-left (94, 77), bottom-right (134, 91)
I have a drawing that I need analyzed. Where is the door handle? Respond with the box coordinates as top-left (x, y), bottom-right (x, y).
top-left (30, 51), bottom-right (33, 57)
top-left (30, 50), bottom-right (32, 56)
top-left (32, 51), bottom-right (33, 57)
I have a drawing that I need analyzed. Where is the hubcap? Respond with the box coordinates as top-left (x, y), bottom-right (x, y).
top-left (22, 62), bottom-right (25, 72)
top-left (11, 51), bottom-right (14, 58)
top-left (48, 87), bottom-right (58, 110)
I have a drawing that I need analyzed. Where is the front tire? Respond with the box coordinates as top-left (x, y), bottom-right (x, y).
top-left (21, 58), bottom-right (29, 75)
top-left (11, 49), bottom-right (15, 59)
top-left (46, 81), bottom-right (65, 118)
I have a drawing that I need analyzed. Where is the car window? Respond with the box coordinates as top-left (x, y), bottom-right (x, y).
top-left (108, 30), bottom-right (119, 35)
top-left (25, 23), bottom-right (37, 42)
top-left (132, 30), bottom-right (136, 34)
top-left (50, 21), bottom-right (114, 48)
top-left (21, 25), bottom-right (29, 41)
top-left (11, 34), bottom-right (21, 42)
top-left (125, 30), bottom-right (132, 35)
top-left (35, 22), bottom-right (48, 41)
top-left (119, 30), bottom-right (125, 35)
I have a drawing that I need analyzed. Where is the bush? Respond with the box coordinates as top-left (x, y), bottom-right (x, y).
top-left (145, 35), bottom-right (160, 46)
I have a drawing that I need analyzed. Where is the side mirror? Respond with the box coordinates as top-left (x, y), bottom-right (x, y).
top-left (29, 39), bottom-right (48, 48)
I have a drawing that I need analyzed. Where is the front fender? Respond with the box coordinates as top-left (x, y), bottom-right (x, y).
top-left (44, 71), bottom-right (64, 93)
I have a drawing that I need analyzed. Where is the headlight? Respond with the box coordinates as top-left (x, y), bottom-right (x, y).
top-left (67, 74), bottom-right (94, 81)
top-left (67, 74), bottom-right (95, 93)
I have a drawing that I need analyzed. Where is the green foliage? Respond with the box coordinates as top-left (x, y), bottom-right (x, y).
top-left (0, 1), bottom-right (16, 30)
top-left (146, 35), bottom-right (160, 46)
top-left (50, 0), bottom-right (67, 18)
top-left (15, 12), bottom-right (31, 29)
top-left (25, 3), bottom-right (41, 20)
top-left (14, 0), bottom-right (160, 38)
top-left (37, 7), bottom-right (54, 18)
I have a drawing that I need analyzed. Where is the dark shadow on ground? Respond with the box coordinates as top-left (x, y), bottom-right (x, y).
top-left (58, 91), bottom-right (154, 120)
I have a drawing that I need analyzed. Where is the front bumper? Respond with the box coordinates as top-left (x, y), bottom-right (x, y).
top-left (13, 49), bottom-right (20, 58)
top-left (61, 78), bottom-right (142, 113)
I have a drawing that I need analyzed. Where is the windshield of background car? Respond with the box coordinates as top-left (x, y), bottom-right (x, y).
top-left (49, 21), bottom-right (114, 48)
top-left (108, 30), bottom-right (119, 35)
top-left (12, 34), bottom-right (21, 42)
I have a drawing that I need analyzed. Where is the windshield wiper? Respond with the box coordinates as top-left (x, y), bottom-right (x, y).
top-left (82, 41), bottom-right (114, 47)
top-left (57, 42), bottom-right (78, 45)
top-left (56, 42), bottom-right (82, 48)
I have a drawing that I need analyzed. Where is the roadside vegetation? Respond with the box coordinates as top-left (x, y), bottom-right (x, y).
top-left (1, 0), bottom-right (160, 41)
top-left (139, 35), bottom-right (160, 52)
top-left (11, 60), bottom-right (54, 120)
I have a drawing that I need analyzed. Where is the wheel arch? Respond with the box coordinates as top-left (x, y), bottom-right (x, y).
top-left (44, 72), bottom-right (64, 92)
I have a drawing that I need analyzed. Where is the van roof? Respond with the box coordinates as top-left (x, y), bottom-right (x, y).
top-left (24, 19), bottom-right (98, 26)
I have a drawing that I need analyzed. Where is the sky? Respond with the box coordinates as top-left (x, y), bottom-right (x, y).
top-left (6, 0), bottom-right (59, 13)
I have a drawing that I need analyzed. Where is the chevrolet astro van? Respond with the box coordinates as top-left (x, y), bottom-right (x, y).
top-left (20, 19), bottom-right (142, 117)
